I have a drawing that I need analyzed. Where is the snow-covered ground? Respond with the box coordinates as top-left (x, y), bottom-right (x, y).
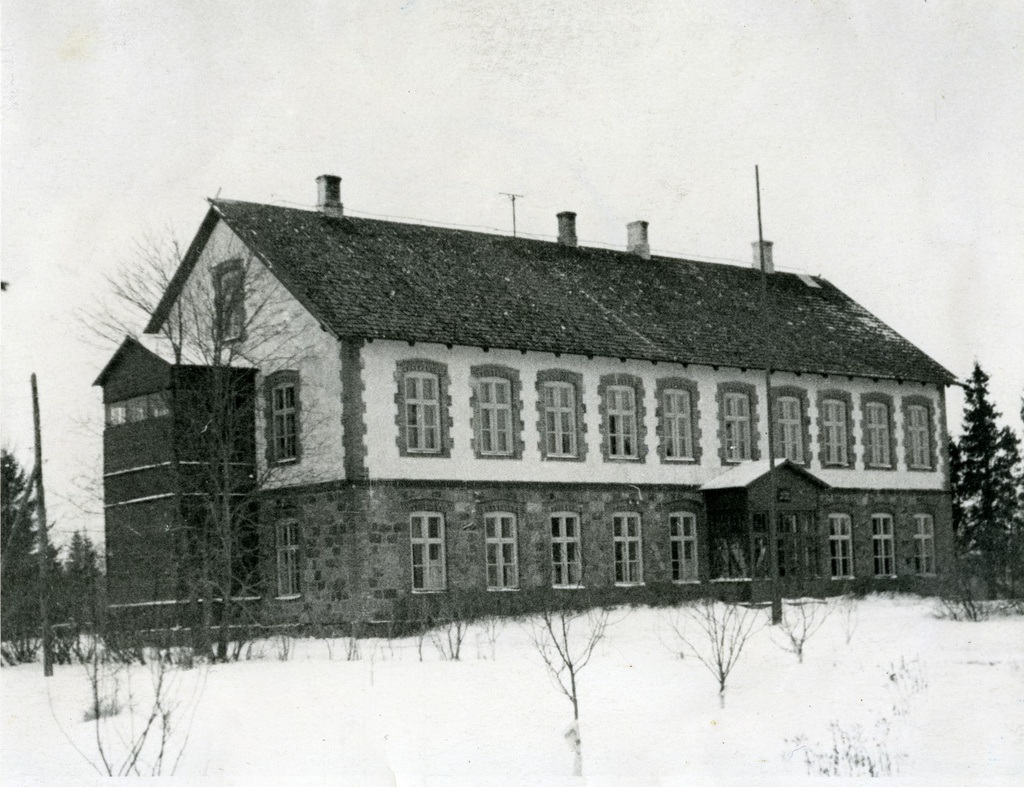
top-left (2, 594), bottom-right (1022, 786)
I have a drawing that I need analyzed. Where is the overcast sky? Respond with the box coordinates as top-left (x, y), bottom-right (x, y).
top-left (3, 1), bottom-right (1022, 545)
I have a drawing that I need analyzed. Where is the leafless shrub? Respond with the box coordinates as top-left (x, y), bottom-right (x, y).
top-left (82, 692), bottom-right (122, 722)
top-left (935, 564), bottom-right (990, 621)
top-left (476, 615), bottom-right (506, 660)
top-left (78, 649), bottom-right (205, 776)
top-left (526, 600), bottom-right (612, 777)
top-left (242, 638), bottom-right (266, 661)
top-left (887, 656), bottom-right (928, 717)
top-left (996, 597), bottom-right (1024, 616)
top-left (343, 619), bottom-right (363, 661)
top-left (1, 634), bottom-right (39, 665)
top-left (528, 605), bottom-right (610, 722)
top-left (429, 618), bottom-right (469, 661)
top-left (665, 598), bottom-right (763, 707)
top-left (775, 599), bottom-right (830, 663)
top-left (275, 632), bottom-right (294, 661)
top-left (416, 628), bottom-right (428, 662)
top-left (935, 593), bottom-right (989, 622)
top-left (788, 718), bottom-right (897, 777)
top-left (830, 594), bottom-right (859, 645)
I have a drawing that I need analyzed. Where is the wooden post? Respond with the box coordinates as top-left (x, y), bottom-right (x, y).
top-left (755, 167), bottom-right (783, 626)
top-left (32, 373), bottom-right (54, 676)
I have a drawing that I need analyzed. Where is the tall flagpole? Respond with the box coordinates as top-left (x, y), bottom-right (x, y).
top-left (756, 167), bottom-right (783, 626)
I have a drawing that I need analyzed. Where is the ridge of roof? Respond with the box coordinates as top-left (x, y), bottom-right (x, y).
top-left (148, 197), bottom-right (956, 386)
top-left (701, 459), bottom-right (831, 490)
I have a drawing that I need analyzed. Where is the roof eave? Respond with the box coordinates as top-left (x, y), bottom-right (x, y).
top-left (144, 205), bottom-right (222, 335)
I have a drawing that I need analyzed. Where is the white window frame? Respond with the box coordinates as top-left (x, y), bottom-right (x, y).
top-left (822, 399), bottom-right (848, 465)
top-left (105, 401), bottom-right (128, 427)
top-left (276, 518), bottom-right (301, 597)
top-left (776, 396), bottom-right (803, 463)
top-left (872, 513), bottom-right (895, 577)
top-left (606, 385), bottom-right (638, 459)
top-left (148, 391), bottom-right (170, 419)
top-left (865, 402), bottom-right (891, 467)
top-left (551, 512), bottom-right (582, 587)
top-left (913, 513), bottom-right (936, 575)
top-left (271, 382), bottom-right (298, 461)
top-left (410, 512), bottom-right (446, 591)
top-left (613, 513), bottom-right (643, 585)
top-left (724, 392), bottom-right (751, 461)
top-left (663, 389), bottom-right (694, 460)
top-left (669, 512), bottom-right (698, 582)
top-left (127, 395), bottom-right (148, 423)
top-left (542, 382), bottom-right (578, 458)
top-left (485, 512), bottom-right (519, 590)
top-left (475, 377), bottom-right (513, 456)
top-left (907, 405), bottom-right (931, 469)
top-left (828, 513), bottom-right (854, 579)
top-left (404, 372), bottom-right (440, 453)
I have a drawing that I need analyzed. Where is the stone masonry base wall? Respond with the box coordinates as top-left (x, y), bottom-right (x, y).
top-left (259, 480), bottom-right (953, 627)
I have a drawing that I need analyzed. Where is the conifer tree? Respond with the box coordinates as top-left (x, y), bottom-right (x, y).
top-left (2, 449), bottom-right (38, 640)
top-left (949, 364), bottom-right (1023, 594)
top-left (61, 530), bottom-right (103, 627)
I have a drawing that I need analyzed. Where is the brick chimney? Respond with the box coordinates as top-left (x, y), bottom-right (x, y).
top-left (752, 240), bottom-right (774, 273)
top-left (317, 174), bottom-right (343, 218)
top-left (557, 211), bottom-right (578, 247)
top-left (627, 220), bottom-right (650, 259)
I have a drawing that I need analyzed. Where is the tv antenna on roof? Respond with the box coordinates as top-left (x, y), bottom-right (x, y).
top-left (499, 192), bottom-right (524, 237)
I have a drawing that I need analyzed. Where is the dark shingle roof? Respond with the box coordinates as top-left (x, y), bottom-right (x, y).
top-left (154, 199), bottom-right (954, 385)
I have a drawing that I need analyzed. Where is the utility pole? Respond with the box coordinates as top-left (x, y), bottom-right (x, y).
top-left (756, 166), bottom-right (783, 626)
top-left (500, 192), bottom-right (523, 237)
top-left (32, 373), bottom-right (54, 676)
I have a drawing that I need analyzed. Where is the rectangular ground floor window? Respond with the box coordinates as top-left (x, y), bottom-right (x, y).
top-left (913, 513), bottom-right (935, 575)
top-left (276, 518), bottom-right (301, 596)
top-left (551, 513), bottom-right (582, 587)
top-left (613, 513), bottom-right (643, 585)
top-left (485, 512), bottom-right (519, 589)
top-left (776, 512), bottom-right (820, 579)
top-left (411, 512), bottom-right (446, 591)
top-left (669, 512), bottom-right (698, 582)
top-left (872, 514), bottom-right (895, 577)
top-left (711, 514), bottom-right (755, 579)
top-left (828, 514), bottom-right (854, 579)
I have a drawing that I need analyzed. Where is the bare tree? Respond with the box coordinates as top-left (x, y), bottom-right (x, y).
top-left (527, 600), bottom-right (611, 776)
top-left (476, 615), bottom-right (505, 660)
top-left (87, 231), bottom-right (333, 660)
top-left (775, 598), bottom-right (830, 663)
top-left (79, 648), bottom-right (206, 776)
top-left (427, 593), bottom-right (472, 661)
top-left (666, 598), bottom-right (763, 707)
top-left (832, 593), bottom-right (859, 645)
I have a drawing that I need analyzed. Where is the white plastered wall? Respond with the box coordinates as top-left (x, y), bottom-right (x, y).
top-left (361, 339), bottom-right (946, 491)
top-left (179, 220), bottom-right (344, 487)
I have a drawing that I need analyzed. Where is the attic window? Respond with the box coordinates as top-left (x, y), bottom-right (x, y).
top-left (213, 259), bottom-right (246, 343)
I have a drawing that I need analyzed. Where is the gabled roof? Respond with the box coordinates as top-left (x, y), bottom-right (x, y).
top-left (700, 459), bottom-right (831, 490)
top-left (94, 334), bottom-right (254, 387)
top-left (148, 199), bottom-right (955, 385)
top-left (94, 336), bottom-right (167, 387)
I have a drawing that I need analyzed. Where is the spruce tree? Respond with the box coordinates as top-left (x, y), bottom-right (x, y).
top-left (1, 450), bottom-right (39, 645)
top-left (949, 364), bottom-right (1023, 593)
top-left (61, 530), bottom-right (102, 627)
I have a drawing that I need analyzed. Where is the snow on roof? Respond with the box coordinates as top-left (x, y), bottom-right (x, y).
top-left (701, 460), bottom-right (775, 490)
top-left (146, 199), bottom-right (956, 385)
top-left (700, 459), bottom-right (829, 490)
